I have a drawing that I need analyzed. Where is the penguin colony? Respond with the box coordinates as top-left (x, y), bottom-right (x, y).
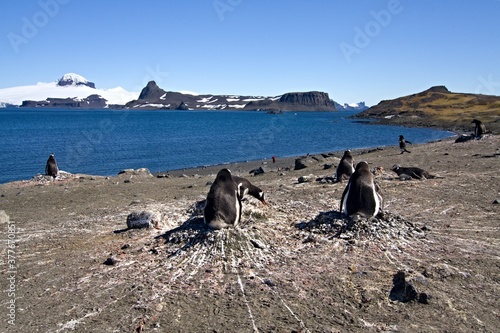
top-left (46, 119), bottom-right (484, 228)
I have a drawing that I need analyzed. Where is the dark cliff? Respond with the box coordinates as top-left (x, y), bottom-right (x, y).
top-left (21, 94), bottom-right (107, 108)
top-left (244, 91), bottom-right (336, 111)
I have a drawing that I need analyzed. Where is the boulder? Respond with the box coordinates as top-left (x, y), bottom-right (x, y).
top-left (126, 210), bottom-right (165, 229)
top-left (294, 156), bottom-right (315, 170)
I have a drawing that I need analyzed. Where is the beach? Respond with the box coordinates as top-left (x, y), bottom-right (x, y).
top-left (1, 134), bottom-right (499, 332)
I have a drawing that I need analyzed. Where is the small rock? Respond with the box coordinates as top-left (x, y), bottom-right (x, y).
top-left (250, 239), bottom-right (266, 249)
top-left (103, 257), bottom-right (117, 266)
top-left (298, 174), bottom-right (314, 183)
top-left (250, 166), bottom-right (266, 176)
top-left (264, 278), bottom-right (276, 287)
top-left (0, 210), bottom-right (9, 224)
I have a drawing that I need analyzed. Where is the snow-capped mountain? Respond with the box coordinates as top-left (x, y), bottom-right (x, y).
top-left (57, 73), bottom-right (96, 88)
top-left (334, 101), bottom-right (368, 112)
top-left (0, 73), bottom-right (138, 106)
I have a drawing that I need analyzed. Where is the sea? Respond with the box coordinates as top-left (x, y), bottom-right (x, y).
top-left (0, 108), bottom-right (454, 184)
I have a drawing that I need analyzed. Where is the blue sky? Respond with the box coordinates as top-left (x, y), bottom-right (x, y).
top-left (1, 0), bottom-right (499, 106)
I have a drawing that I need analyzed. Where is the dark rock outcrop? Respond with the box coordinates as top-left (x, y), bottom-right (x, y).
top-left (125, 82), bottom-right (338, 111)
top-left (21, 94), bottom-right (107, 108)
top-left (138, 81), bottom-right (167, 101)
top-left (176, 101), bottom-right (189, 110)
top-left (245, 91), bottom-right (336, 112)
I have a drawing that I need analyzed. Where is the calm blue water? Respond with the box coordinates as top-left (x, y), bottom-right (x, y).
top-left (0, 108), bottom-right (453, 184)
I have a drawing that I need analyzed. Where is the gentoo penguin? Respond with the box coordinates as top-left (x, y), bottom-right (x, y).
top-left (471, 119), bottom-right (486, 138)
top-left (399, 135), bottom-right (412, 154)
top-left (391, 165), bottom-right (442, 180)
top-left (340, 161), bottom-right (383, 217)
top-left (232, 175), bottom-right (266, 205)
top-left (335, 150), bottom-right (354, 182)
top-left (45, 153), bottom-right (59, 179)
top-left (203, 169), bottom-right (242, 230)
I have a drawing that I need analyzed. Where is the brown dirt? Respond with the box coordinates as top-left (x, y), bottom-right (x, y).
top-left (1, 135), bottom-right (499, 333)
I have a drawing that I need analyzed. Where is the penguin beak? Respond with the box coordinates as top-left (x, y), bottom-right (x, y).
top-left (261, 199), bottom-right (267, 205)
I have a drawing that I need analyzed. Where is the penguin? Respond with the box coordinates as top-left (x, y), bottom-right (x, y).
top-left (231, 175), bottom-right (266, 205)
top-left (203, 169), bottom-right (242, 230)
top-left (340, 161), bottom-right (383, 217)
top-left (399, 135), bottom-right (412, 154)
top-left (391, 165), bottom-right (442, 180)
top-left (471, 119), bottom-right (486, 138)
top-left (45, 153), bottom-right (59, 179)
top-left (335, 150), bottom-right (354, 182)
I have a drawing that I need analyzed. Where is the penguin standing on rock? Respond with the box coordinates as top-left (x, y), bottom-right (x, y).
top-left (340, 161), bottom-right (383, 218)
top-left (203, 169), bottom-right (242, 230)
top-left (45, 153), bottom-right (59, 179)
top-left (399, 135), bottom-right (412, 154)
top-left (232, 175), bottom-right (266, 205)
top-left (335, 150), bottom-right (354, 183)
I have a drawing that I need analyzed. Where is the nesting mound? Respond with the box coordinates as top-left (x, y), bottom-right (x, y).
top-left (295, 211), bottom-right (426, 242)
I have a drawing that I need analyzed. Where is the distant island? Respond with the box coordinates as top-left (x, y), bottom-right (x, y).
top-left (354, 85), bottom-right (500, 133)
top-left (121, 81), bottom-right (339, 112)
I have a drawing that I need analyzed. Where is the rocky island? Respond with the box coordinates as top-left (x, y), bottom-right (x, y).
top-left (123, 81), bottom-right (339, 111)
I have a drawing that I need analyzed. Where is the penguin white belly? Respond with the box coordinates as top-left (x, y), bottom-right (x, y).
top-left (371, 185), bottom-right (380, 217)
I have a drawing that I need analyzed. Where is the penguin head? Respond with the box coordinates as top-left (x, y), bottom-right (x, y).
top-left (257, 191), bottom-right (266, 205)
top-left (471, 119), bottom-right (480, 124)
top-left (355, 161), bottom-right (370, 172)
top-left (391, 164), bottom-right (401, 172)
top-left (216, 168), bottom-right (232, 181)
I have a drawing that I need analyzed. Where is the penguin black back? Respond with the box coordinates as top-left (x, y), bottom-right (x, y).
top-left (340, 161), bottom-right (382, 217)
top-left (204, 169), bottom-right (242, 229)
top-left (391, 165), bottom-right (439, 180)
top-left (45, 153), bottom-right (59, 178)
top-left (335, 150), bottom-right (354, 182)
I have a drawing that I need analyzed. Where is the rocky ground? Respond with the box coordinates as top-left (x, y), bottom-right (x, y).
top-left (1, 135), bottom-right (499, 333)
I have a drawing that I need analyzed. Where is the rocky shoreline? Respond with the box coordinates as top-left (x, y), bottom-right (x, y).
top-left (1, 133), bottom-right (499, 332)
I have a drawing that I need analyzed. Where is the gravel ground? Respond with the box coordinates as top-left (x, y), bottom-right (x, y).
top-left (1, 134), bottom-right (499, 333)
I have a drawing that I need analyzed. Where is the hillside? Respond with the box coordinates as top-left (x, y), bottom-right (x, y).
top-left (354, 86), bottom-right (500, 133)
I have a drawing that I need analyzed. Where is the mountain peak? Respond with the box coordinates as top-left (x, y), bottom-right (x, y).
top-left (138, 81), bottom-right (167, 101)
top-left (57, 73), bottom-right (95, 89)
